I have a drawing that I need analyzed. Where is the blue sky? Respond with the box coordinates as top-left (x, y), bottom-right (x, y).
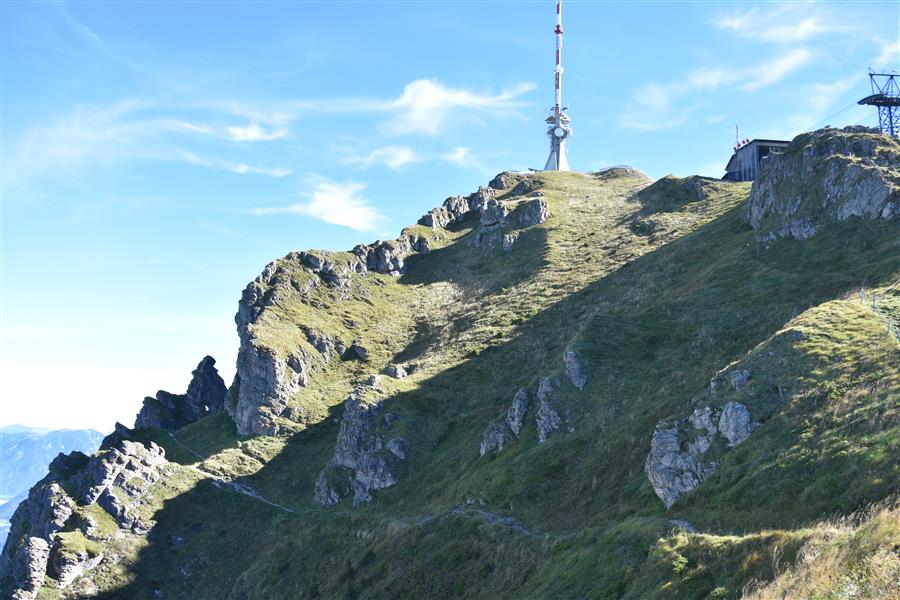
top-left (1, 0), bottom-right (897, 431)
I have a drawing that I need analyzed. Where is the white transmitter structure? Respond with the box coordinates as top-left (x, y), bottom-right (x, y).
top-left (543, 0), bottom-right (571, 171)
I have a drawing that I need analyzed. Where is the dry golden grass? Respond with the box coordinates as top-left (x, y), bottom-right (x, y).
top-left (745, 500), bottom-right (900, 600)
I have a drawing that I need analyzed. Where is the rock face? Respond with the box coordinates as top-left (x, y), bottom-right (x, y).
top-left (479, 388), bottom-right (531, 456)
top-left (419, 186), bottom-right (497, 230)
top-left (353, 234), bottom-right (430, 277)
top-left (645, 402), bottom-right (758, 508)
top-left (480, 346), bottom-right (588, 455)
top-left (536, 377), bottom-right (567, 443)
top-left (563, 351), bottom-right (587, 391)
top-left (234, 175), bottom-right (551, 436)
top-left (231, 255), bottom-right (358, 436)
top-left (231, 231), bottom-right (436, 435)
top-left (747, 127), bottom-right (900, 243)
top-left (314, 381), bottom-right (407, 506)
top-left (134, 356), bottom-right (227, 431)
top-left (0, 440), bottom-right (170, 598)
top-left (520, 198), bottom-right (551, 228)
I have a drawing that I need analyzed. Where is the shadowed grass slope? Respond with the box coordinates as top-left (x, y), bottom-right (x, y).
top-left (51, 169), bottom-right (898, 600)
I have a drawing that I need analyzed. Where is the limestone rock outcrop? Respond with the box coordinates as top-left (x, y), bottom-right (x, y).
top-left (645, 401), bottom-right (758, 508)
top-left (563, 350), bottom-right (587, 391)
top-left (520, 197), bottom-right (551, 228)
top-left (0, 440), bottom-right (172, 599)
top-left (536, 377), bottom-right (570, 443)
top-left (314, 381), bottom-right (407, 506)
top-left (418, 185), bottom-right (497, 230)
top-left (230, 254), bottom-right (360, 436)
top-left (134, 356), bottom-right (227, 431)
top-left (747, 127), bottom-right (900, 243)
top-left (353, 234), bottom-right (430, 276)
top-left (479, 388), bottom-right (531, 456)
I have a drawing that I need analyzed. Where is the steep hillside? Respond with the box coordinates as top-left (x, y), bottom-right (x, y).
top-left (2, 128), bottom-right (899, 600)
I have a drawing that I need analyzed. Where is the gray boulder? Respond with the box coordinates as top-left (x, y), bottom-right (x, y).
top-left (353, 234), bottom-right (430, 276)
top-left (729, 369), bottom-right (751, 390)
top-left (536, 377), bottom-right (564, 443)
top-left (480, 198), bottom-right (509, 227)
top-left (718, 401), bottom-right (757, 446)
top-left (506, 389), bottom-right (530, 436)
top-left (384, 364), bottom-right (407, 379)
top-left (520, 198), bottom-right (551, 228)
top-left (479, 423), bottom-right (509, 456)
top-left (563, 351), bottom-right (587, 390)
top-left (645, 402), bottom-right (758, 508)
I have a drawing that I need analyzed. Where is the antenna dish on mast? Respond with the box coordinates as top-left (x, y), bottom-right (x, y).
top-left (543, 0), bottom-right (572, 171)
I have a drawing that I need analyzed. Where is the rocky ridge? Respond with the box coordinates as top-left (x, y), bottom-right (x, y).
top-left (0, 440), bottom-right (177, 599)
top-left (748, 126), bottom-right (900, 243)
top-left (232, 175), bottom-right (553, 437)
top-left (134, 355), bottom-right (227, 431)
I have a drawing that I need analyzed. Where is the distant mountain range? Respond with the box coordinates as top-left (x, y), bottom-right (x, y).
top-left (0, 425), bottom-right (105, 545)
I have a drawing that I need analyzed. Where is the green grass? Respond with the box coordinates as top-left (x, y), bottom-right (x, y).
top-left (36, 165), bottom-right (900, 599)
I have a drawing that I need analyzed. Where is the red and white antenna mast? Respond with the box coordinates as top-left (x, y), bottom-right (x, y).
top-left (544, 0), bottom-right (571, 171)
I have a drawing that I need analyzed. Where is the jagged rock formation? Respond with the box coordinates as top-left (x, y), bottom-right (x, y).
top-left (231, 254), bottom-right (358, 435)
top-left (481, 347), bottom-right (587, 455)
top-left (536, 376), bottom-right (569, 443)
top-left (563, 350), bottom-right (587, 391)
top-left (134, 356), bottom-right (227, 431)
top-left (645, 401), bottom-right (758, 508)
top-left (748, 126), bottom-right (900, 243)
top-left (479, 388), bottom-right (530, 456)
top-left (0, 440), bottom-right (172, 599)
top-left (520, 197), bottom-right (551, 228)
top-left (418, 186), bottom-right (497, 230)
top-left (314, 378), bottom-right (407, 506)
top-left (353, 234), bottom-right (430, 276)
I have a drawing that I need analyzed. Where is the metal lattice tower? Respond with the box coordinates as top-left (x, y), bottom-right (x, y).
top-left (858, 72), bottom-right (900, 137)
top-left (543, 0), bottom-right (571, 171)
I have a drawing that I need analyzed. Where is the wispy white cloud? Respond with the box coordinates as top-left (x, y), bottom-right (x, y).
top-left (873, 38), bottom-right (900, 69)
top-left (783, 76), bottom-right (859, 132)
top-left (620, 48), bottom-right (813, 130)
top-left (253, 177), bottom-right (386, 232)
top-left (742, 48), bottom-right (812, 90)
top-left (5, 78), bottom-right (534, 189)
top-left (227, 121), bottom-right (289, 142)
top-left (339, 143), bottom-right (485, 171)
top-left (201, 79), bottom-right (535, 137)
top-left (1, 100), bottom-right (293, 189)
top-left (716, 3), bottom-right (853, 43)
top-left (382, 79), bottom-right (536, 136)
top-left (177, 151), bottom-right (292, 177)
top-left (346, 145), bottom-right (421, 169)
top-left (440, 146), bottom-right (485, 171)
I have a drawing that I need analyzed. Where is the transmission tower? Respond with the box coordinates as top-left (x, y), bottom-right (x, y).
top-left (858, 72), bottom-right (900, 137)
top-left (543, 0), bottom-right (571, 171)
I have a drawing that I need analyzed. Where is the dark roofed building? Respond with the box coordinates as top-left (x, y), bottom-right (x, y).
top-left (723, 139), bottom-right (789, 182)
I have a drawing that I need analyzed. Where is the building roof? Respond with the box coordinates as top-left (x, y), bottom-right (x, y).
top-left (725, 138), bottom-right (790, 174)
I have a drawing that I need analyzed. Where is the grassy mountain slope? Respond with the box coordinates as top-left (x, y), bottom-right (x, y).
top-left (21, 136), bottom-right (900, 599)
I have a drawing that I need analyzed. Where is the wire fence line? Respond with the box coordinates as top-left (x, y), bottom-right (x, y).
top-left (859, 278), bottom-right (900, 345)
